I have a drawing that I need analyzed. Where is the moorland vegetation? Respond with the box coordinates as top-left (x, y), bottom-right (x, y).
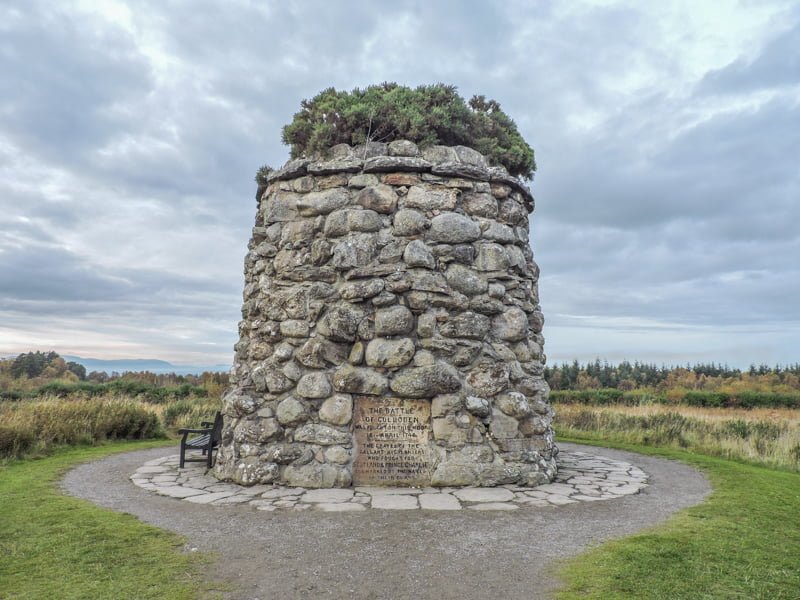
top-left (0, 352), bottom-right (222, 459)
top-left (546, 360), bottom-right (800, 471)
top-left (1, 351), bottom-right (798, 598)
top-left (2, 351), bottom-right (798, 471)
top-left (546, 359), bottom-right (800, 408)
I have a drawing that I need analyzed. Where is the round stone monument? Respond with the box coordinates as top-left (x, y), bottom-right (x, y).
top-left (213, 140), bottom-right (557, 488)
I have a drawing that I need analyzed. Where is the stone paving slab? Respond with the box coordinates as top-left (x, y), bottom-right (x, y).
top-left (418, 493), bottom-right (462, 510)
top-left (371, 494), bottom-right (420, 510)
top-left (453, 487), bottom-right (515, 503)
top-left (300, 488), bottom-right (355, 503)
top-left (129, 450), bottom-right (649, 512)
top-left (468, 502), bottom-right (519, 511)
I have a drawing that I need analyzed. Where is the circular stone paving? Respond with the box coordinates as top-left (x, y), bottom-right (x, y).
top-left (130, 451), bottom-right (648, 512)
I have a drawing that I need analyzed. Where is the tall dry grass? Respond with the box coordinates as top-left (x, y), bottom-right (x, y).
top-left (156, 397), bottom-right (221, 431)
top-left (0, 396), bottom-right (165, 459)
top-left (0, 392), bottom-right (223, 460)
top-left (555, 403), bottom-right (800, 471)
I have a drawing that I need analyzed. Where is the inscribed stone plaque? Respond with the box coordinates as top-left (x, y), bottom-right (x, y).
top-left (353, 397), bottom-right (433, 486)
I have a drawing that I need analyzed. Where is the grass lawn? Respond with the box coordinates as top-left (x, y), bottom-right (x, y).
top-left (556, 436), bottom-right (800, 599)
top-left (0, 441), bottom-right (221, 600)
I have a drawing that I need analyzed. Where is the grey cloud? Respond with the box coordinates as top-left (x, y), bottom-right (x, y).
top-left (0, 239), bottom-right (238, 319)
top-left (654, 99), bottom-right (800, 192)
top-left (0, 306), bottom-right (238, 365)
top-left (0, 244), bottom-right (134, 303)
top-left (155, 1), bottom-right (382, 67)
top-left (698, 18), bottom-right (800, 95)
top-left (535, 96), bottom-right (800, 240)
top-left (0, 188), bottom-right (83, 231)
top-left (1, 1), bottom-right (798, 366)
top-left (392, 0), bottom-right (514, 71)
top-left (0, 215), bottom-right (57, 245)
top-left (543, 265), bottom-right (800, 329)
top-left (0, 3), bottom-right (153, 162)
top-left (0, 3), bottom-right (266, 221)
top-left (536, 208), bottom-right (800, 332)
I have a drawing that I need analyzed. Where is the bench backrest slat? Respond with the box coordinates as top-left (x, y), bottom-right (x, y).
top-left (210, 412), bottom-right (224, 445)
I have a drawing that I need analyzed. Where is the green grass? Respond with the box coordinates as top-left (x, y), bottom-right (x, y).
top-left (555, 436), bottom-right (800, 599)
top-left (0, 440), bottom-right (221, 600)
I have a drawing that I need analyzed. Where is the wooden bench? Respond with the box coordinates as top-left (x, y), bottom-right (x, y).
top-left (179, 411), bottom-right (223, 469)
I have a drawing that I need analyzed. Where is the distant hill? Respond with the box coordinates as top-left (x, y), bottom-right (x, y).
top-left (62, 355), bottom-right (230, 376)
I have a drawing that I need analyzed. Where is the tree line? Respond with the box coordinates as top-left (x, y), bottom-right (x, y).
top-left (1, 351), bottom-right (229, 399)
top-left (545, 359), bottom-right (800, 392)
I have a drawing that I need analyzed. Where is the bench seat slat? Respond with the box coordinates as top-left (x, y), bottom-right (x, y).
top-left (186, 435), bottom-right (211, 448)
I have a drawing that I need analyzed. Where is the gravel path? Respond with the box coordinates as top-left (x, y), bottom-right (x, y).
top-left (62, 443), bottom-right (710, 600)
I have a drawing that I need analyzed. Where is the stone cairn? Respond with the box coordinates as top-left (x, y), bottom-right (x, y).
top-left (214, 140), bottom-right (557, 488)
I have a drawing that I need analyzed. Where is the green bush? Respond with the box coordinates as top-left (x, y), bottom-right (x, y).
top-left (28, 380), bottom-right (207, 403)
top-left (683, 391), bottom-right (730, 408)
top-left (550, 389), bottom-right (628, 405)
top-left (737, 391), bottom-right (800, 409)
top-left (255, 164), bottom-right (273, 186)
top-left (723, 419), bottom-right (786, 441)
top-left (281, 83), bottom-right (536, 179)
top-left (37, 381), bottom-right (101, 397)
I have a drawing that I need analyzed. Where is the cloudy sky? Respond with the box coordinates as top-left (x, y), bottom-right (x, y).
top-left (1, 0), bottom-right (798, 369)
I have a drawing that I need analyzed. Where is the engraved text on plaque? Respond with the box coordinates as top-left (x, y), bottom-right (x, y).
top-left (353, 397), bottom-right (433, 486)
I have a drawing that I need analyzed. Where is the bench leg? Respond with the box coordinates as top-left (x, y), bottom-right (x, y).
top-left (180, 443), bottom-right (186, 469)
